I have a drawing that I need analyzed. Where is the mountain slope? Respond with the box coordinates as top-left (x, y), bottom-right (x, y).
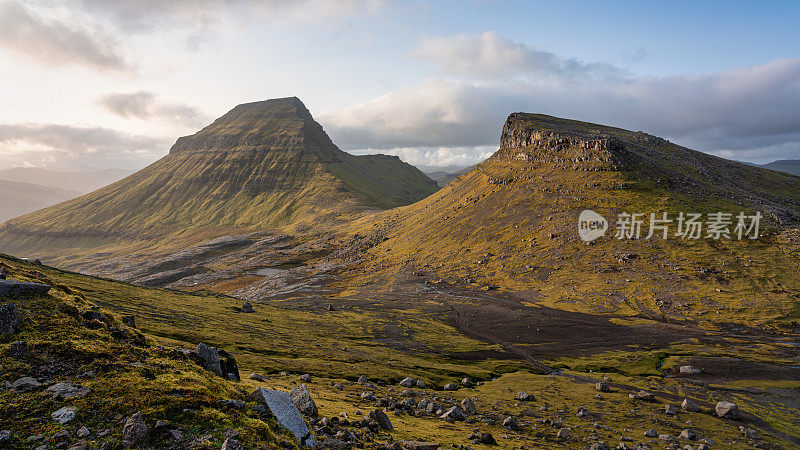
top-left (337, 113), bottom-right (800, 326)
top-left (761, 159), bottom-right (800, 176)
top-left (0, 97), bottom-right (438, 263)
top-left (0, 180), bottom-right (79, 224)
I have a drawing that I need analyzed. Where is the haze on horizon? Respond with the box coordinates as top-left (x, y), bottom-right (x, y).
top-left (0, 0), bottom-right (798, 172)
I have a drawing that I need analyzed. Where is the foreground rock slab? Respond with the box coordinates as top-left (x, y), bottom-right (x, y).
top-left (250, 388), bottom-right (316, 447)
top-left (0, 280), bottom-right (51, 299)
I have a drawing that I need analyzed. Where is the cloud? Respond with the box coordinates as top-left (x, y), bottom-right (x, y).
top-left (323, 33), bottom-right (800, 164)
top-left (97, 91), bottom-right (210, 128)
top-left (0, 1), bottom-right (127, 71)
top-left (0, 123), bottom-right (168, 168)
top-left (414, 31), bottom-right (626, 81)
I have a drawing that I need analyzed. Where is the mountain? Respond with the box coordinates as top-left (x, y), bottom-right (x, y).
top-left (761, 159), bottom-right (800, 176)
top-left (428, 163), bottom-right (480, 187)
top-left (0, 97), bottom-right (438, 265)
top-left (0, 180), bottom-right (80, 224)
top-left (337, 113), bottom-right (800, 327)
top-left (0, 167), bottom-right (133, 194)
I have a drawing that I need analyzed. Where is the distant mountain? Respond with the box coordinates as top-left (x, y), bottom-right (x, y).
top-left (0, 167), bottom-right (132, 194)
top-left (0, 180), bottom-right (79, 224)
top-left (0, 97), bottom-right (438, 266)
top-left (427, 164), bottom-right (480, 187)
top-left (761, 159), bottom-right (800, 176)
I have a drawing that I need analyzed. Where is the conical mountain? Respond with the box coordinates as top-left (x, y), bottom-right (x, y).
top-left (341, 113), bottom-right (800, 326)
top-left (0, 97), bottom-right (438, 263)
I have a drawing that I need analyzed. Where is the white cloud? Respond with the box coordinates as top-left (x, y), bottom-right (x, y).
top-left (0, 1), bottom-right (128, 71)
top-left (97, 91), bottom-right (211, 128)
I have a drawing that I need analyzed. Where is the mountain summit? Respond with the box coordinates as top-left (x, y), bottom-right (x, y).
top-left (0, 97), bottom-right (438, 264)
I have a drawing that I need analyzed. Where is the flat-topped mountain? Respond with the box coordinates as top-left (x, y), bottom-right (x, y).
top-left (0, 97), bottom-right (438, 266)
top-left (340, 113), bottom-right (800, 326)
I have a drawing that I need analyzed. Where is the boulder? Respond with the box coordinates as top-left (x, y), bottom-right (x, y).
top-left (502, 416), bottom-right (519, 430)
top-left (368, 409), bottom-right (394, 430)
top-left (461, 377), bottom-right (474, 388)
top-left (290, 384), bottom-right (318, 416)
top-left (556, 428), bottom-right (570, 439)
top-left (122, 412), bottom-right (150, 447)
top-left (250, 388), bottom-right (316, 446)
top-left (715, 401), bottom-right (740, 419)
top-left (0, 267), bottom-right (5, 279)
top-left (241, 301), bottom-right (254, 313)
top-left (221, 437), bottom-right (243, 450)
top-left (461, 397), bottom-right (477, 415)
top-left (217, 399), bottom-right (246, 412)
top-left (358, 375), bottom-right (368, 385)
top-left (589, 443), bottom-right (610, 450)
top-left (51, 406), bottom-right (77, 424)
top-left (515, 391), bottom-right (535, 401)
top-left (217, 348), bottom-right (241, 381)
top-left (194, 342), bottom-right (222, 376)
top-left (76, 427), bottom-right (90, 438)
top-left (250, 373), bottom-right (264, 382)
top-left (45, 381), bottom-right (90, 400)
top-left (678, 429), bottom-right (697, 440)
top-left (440, 406), bottom-right (466, 422)
top-left (0, 302), bottom-right (21, 335)
top-left (664, 404), bottom-right (678, 415)
top-left (399, 377), bottom-right (416, 387)
top-left (9, 340), bottom-right (28, 358)
top-left (679, 365), bottom-right (701, 374)
top-left (299, 373), bottom-right (312, 382)
top-left (11, 376), bottom-right (41, 392)
top-left (0, 281), bottom-right (50, 299)
top-left (0, 430), bottom-right (11, 444)
top-left (443, 383), bottom-right (458, 391)
top-left (469, 432), bottom-right (495, 445)
top-left (415, 379), bottom-right (426, 388)
top-left (643, 429), bottom-right (658, 438)
top-left (360, 391), bottom-right (375, 400)
top-left (595, 381), bottom-right (610, 392)
top-left (681, 398), bottom-right (699, 412)
top-left (634, 390), bottom-right (654, 401)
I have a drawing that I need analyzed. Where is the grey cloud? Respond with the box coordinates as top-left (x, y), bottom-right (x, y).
top-left (321, 53), bottom-right (800, 164)
top-left (97, 91), bottom-right (210, 128)
top-left (0, 1), bottom-right (127, 71)
top-left (0, 123), bottom-right (167, 156)
top-left (414, 31), bottom-right (627, 81)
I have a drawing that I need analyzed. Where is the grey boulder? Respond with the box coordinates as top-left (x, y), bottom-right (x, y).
top-left (0, 302), bottom-right (21, 335)
top-left (250, 388), bottom-right (316, 447)
top-left (290, 384), bottom-right (318, 417)
top-left (0, 281), bottom-right (50, 299)
top-left (715, 401), bottom-right (740, 419)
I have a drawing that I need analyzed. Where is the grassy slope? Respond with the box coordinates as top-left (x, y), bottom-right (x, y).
top-left (0, 180), bottom-right (79, 224)
top-left (335, 115), bottom-right (800, 327)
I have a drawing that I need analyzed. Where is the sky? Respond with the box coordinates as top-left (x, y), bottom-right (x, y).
top-left (0, 0), bottom-right (799, 171)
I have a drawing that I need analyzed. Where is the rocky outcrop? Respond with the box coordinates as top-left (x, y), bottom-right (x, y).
top-left (192, 343), bottom-right (240, 381)
top-left (0, 281), bottom-right (50, 298)
top-left (0, 303), bottom-right (20, 334)
top-left (289, 384), bottom-right (318, 416)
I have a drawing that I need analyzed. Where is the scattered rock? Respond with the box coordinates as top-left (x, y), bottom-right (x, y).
top-left (217, 399), bottom-right (246, 412)
top-left (45, 382), bottom-right (90, 400)
top-left (644, 429), bottom-right (658, 438)
top-left (11, 376), bottom-right (41, 392)
top-left (398, 441), bottom-right (439, 450)
top-left (634, 390), bottom-right (655, 401)
top-left (715, 401), bottom-right (740, 419)
top-left (595, 381), bottom-right (610, 392)
top-left (358, 375), bottom-right (368, 385)
top-left (52, 430), bottom-right (71, 445)
top-left (51, 406), bottom-right (77, 424)
top-left (360, 391), bottom-right (375, 400)
top-left (194, 342), bottom-right (222, 376)
top-left (658, 434), bottom-right (674, 442)
top-left (76, 427), bottom-right (90, 438)
top-left (0, 302), bottom-right (21, 334)
top-left (664, 404), bottom-right (678, 415)
top-left (681, 398), bottom-right (699, 412)
top-left (415, 379), bottom-right (426, 388)
top-left (122, 412), bottom-right (150, 447)
top-left (589, 442), bottom-right (610, 450)
top-left (556, 428), bottom-right (570, 439)
top-left (250, 388), bottom-right (316, 447)
top-left (740, 426), bottom-right (760, 439)
top-left (679, 365), bottom-right (701, 375)
top-left (443, 383), bottom-right (458, 391)
top-left (240, 302), bottom-right (254, 313)
top-left (0, 430), bottom-right (11, 444)
top-left (440, 406), bottom-right (466, 422)
top-left (678, 429), bottom-right (697, 440)
top-left (221, 437), bottom-right (243, 449)
top-left (502, 416), bottom-right (519, 430)
top-left (250, 372), bottom-right (264, 382)
top-left (461, 397), bottom-right (477, 415)
top-left (469, 431), bottom-right (495, 445)
top-left (461, 377), bottom-right (474, 388)
top-left (368, 409), bottom-right (394, 430)
top-left (290, 384), bottom-right (318, 416)
top-left (0, 281), bottom-right (50, 299)
top-left (399, 377), bottom-right (416, 387)
top-left (299, 373), bottom-right (312, 383)
top-left (515, 391), bottom-right (535, 401)
top-left (169, 429), bottom-right (184, 441)
top-left (9, 340), bottom-right (28, 358)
